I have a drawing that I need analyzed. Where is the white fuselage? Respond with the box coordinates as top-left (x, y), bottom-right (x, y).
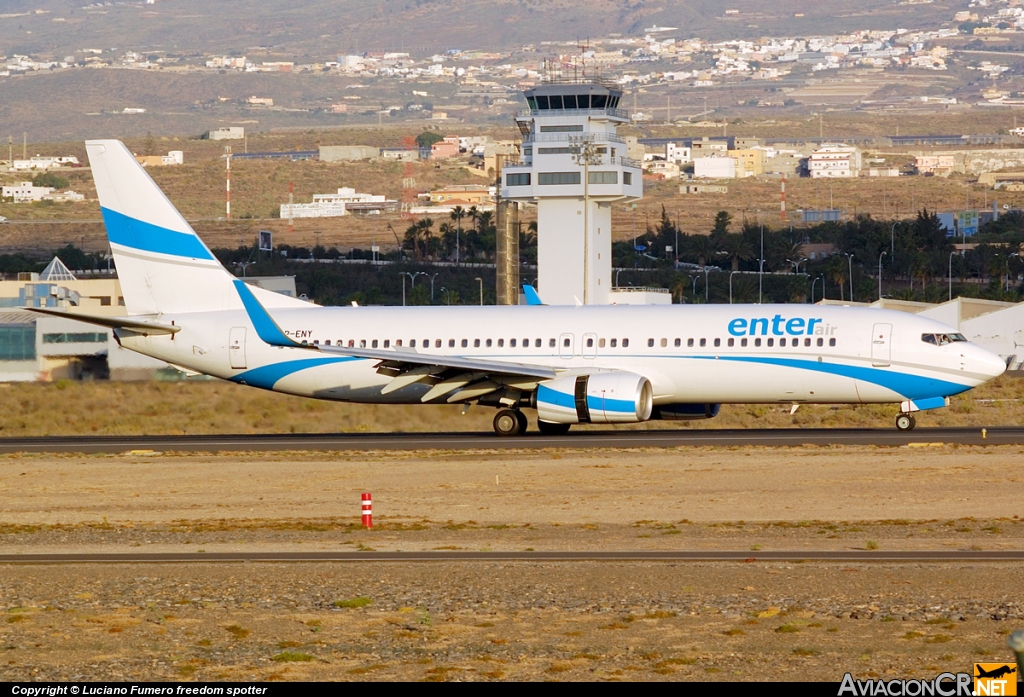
top-left (115, 303), bottom-right (1006, 407)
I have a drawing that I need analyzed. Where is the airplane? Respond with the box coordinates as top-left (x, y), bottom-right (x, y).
top-left (975, 665), bottom-right (1016, 680)
top-left (31, 140), bottom-right (1008, 437)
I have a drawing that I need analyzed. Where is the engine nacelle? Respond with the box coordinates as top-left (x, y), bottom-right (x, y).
top-left (535, 372), bottom-right (653, 424)
top-left (651, 403), bottom-right (721, 421)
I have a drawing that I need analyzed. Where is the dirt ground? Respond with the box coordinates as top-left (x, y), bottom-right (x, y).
top-left (1, 445), bottom-right (1023, 681)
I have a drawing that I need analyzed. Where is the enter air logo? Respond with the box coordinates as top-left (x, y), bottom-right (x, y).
top-left (728, 315), bottom-right (837, 337)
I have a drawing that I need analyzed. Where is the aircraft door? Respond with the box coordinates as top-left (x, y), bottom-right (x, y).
top-left (559, 333), bottom-right (575, 359)
top-left (229, 326), bottom-right (247, 369)
top-left (582, 333), bottom-right (598, 359)
top-left (871, 323), bottom-right (892, 367)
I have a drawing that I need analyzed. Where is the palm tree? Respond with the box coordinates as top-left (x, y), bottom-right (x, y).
top-left (719, 233), bottom-right (753, 272)
top-left (439, 222), bottom-right (457, 261)
top-left (449, 206), bottom-right (466, 264)
top-left (416, 218), bottom-right (434, 260)
top-left (686, 234), bottom-right (718, 267)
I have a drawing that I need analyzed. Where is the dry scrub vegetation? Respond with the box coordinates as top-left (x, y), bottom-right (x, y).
top-left (0, 373), bottom-right (1020, 437)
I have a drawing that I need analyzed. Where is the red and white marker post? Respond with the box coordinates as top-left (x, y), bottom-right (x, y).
top-left (361, 492), bottom-right (373, 529)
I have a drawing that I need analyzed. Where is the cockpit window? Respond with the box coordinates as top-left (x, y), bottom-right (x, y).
top-left (922, 333), bottom-right (967, 346)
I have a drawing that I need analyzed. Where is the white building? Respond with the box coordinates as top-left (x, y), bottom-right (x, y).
top-left (2, 182), bottom-right (53, 202)
top-left (10, 156), bottom-right (79, 171)
top-left (280, 188), bottom-right (397, 218)
top-left (207, 126), bottom-right (245, 141)
top-left (500, 82), bottom-right (643, 305)
top-left (694, 156), bottom-right (736, 179)
top-left (808, 143), bottom-right (862, 178)
top-left (666, 142), bottom-right (691, 165)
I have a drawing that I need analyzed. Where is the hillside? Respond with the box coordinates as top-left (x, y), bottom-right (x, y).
top-left (1, 1), bottom-right (956, 57)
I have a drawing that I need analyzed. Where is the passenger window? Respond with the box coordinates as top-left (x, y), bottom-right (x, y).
top-left (397, 339), bottom-right (403, 347)
top-left (727, 338), bottom-right (734, 347)
top-left (674, 338), bottom-right (681, 347)
top-left (714, 338), bottom-right (721, 348)
top-left (661, 338), bottom-right (668, 348)
top-left (754, 338), bottom-right (761, 347)
top-left (599, 338), bottom-right (606, 348)
top-left (325, 340), bottom-right (331, 346)
top-left (610, 338), bottom-right (617, 347)
top-left (349, 340), bottom-right (355, 348)
top-left (817, 338), bottom-right (823, 347)
top-left (498, 338), bottom-right (505, 347)
top-left (687, 338), bottom-right (694, 348)
top-left (699, 338), bottom-right (706, 347)
top-left (563, 338), bottom-right (570, 347)
top-left (767, 338), bottom-right (774, 347)
top-left (804, 338), bottom-right (811, 347)
top-left (511, 339), bottom-right (517, 347)
top-left (779, 338), bottom-right (786, 347)
top-left (486, 339), bottom-right (492, 347)
top-left (372, 340), bottom-right (379, 348)
top-left (360, 340), bottom-right (366, 347)
top-left (535, 338), bottom-right (542, 347)
top-left (829, 338), bottom-right (836, 347)
top-left (462, 339), bottom-right (468, 348)
top-left (741, 338), bottom-right (748, 347)
top-left (383, 340), bottom-right (389, 348)
top-left (586, 338), bottom-right (594, 348)
top-left (409, 340), bottom-right (415, 348)
top-left (523, 338), bottom-right (529, 347)
top-left (435, 339), bottom-right (442, 348)
top-left (449, 339), bottom-right (455, 348)
top-left (549, 338), bottom-right (556, 347)
top-left (623, 338), bottom-right (629, 347)
top-left (474, 339), bottom-right (480, 348)
top-left (648, 338), bottom-right (654, 347)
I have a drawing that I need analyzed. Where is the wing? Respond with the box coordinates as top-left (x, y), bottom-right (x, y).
top-left (233, 279), bottom-right (558, 403)
top-left (315, 343), bottom-right (557, 403)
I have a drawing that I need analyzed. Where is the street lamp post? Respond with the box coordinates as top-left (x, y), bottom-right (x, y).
top-left (689, 274), bottom-right (700, 302)
top-left (428, 272), bottom-right (439, 302)
top-left (475, 276), bottom-right (483, 305)
top-left (842, 253), bottom-right (854, 302)
top-left (440, 287), bottom-right (451, 305)
top-left (948, 251), bottom-right (956, 302)
top-left (878, 251), bottom-right (887, 301)
top-left (401, 271), bottom-right (424, 306)
top-left (758, 219), bottom-right (764, 304)
top-left (703, 266), bottom-right (710, 302)
top-left (811, 275), bottom-right (820, 304)
top-left (1007, 253), bottom-right (1021, 293)
top-left (729, 270), bottom-right (739, 304)
top-left (890, 221), bottom-right (897, 260)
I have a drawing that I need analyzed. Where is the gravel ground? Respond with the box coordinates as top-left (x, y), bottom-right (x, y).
top-left (0, 445), bottom-right (1022, 681)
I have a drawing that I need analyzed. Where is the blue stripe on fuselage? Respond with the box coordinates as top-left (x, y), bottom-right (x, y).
top-left (229, 357), bottom-right (361, 390)
top-left (700, 355), bottom-right (970, 400)
top-left (101, 207), bottom-right (214, 260)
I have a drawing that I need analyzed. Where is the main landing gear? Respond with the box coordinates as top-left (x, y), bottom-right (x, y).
top-left (895, 413), bottom-right (917, 432)
top-left (493, 409), bottom-right (528, 437)
top-left (492, 410), bottom-right (574, 436)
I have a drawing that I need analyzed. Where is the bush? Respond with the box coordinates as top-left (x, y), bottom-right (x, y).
top-left (32, 172), bottom-right (69, 190)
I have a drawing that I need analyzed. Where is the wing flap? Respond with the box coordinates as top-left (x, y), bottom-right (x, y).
top-left (317, 344), bottom-right (558, 380)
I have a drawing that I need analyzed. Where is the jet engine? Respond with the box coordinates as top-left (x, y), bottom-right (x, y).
top-left (535, 372), bottom-right (653, 424)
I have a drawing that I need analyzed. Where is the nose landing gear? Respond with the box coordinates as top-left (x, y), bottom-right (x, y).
top-left (895, 413), bottom-right (916, 432)
top-left (493, 409), bottom-right (528, 436)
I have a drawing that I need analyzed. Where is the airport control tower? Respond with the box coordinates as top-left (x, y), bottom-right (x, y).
top-left (500, 81), bottom-right (642, 305)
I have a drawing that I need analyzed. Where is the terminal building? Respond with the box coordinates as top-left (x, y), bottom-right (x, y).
top-left (0, 258), bottom-right (297, 381)
top-left (501, 81), bottom-right (644, 305)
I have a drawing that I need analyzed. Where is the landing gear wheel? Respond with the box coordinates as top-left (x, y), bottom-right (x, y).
top-left (895, 413), bottom-right (916, 432)
top-left (537, 420), bottom-right (572, 436)
top-left (514, 410), bottom-right (528, 434)
top-left (493, 409), bottom-right (526, 437)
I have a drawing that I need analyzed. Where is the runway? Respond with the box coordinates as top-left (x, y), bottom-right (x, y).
top-left (2, 426), bottom-right (1023, 453)
top-left (1, 550), bottom-right (1023, 564)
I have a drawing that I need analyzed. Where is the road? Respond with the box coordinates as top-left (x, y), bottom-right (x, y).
top-left (2, 426), bottom-right (1021, 453)
top-left (1, 550), bottom-right (1022, 564)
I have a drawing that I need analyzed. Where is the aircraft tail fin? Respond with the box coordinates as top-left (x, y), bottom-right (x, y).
top-left (87, 139), bottom-right (238, 316)
top-left (522, 284), bottom-right (544, 306)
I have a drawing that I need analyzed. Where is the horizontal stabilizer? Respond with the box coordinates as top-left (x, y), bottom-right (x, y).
top-left (27, 307), bottom-right (181, 335)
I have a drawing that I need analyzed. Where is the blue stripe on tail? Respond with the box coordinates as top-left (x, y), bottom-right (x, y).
top-left (100, 207), bottom-right (214, 260)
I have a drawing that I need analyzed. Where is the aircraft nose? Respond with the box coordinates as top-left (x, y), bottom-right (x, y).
top-left (972, 345), bottom-right (1007, 380)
